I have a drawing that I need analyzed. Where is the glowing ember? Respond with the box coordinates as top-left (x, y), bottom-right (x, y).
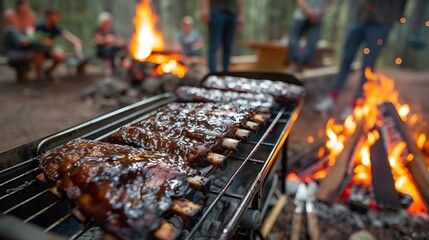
top-left (395, 57), bottom-right (403, 65)
top-left (417, 133), bottom-right (426, 150)
top-left (363, 48), bottom-right (370, 55)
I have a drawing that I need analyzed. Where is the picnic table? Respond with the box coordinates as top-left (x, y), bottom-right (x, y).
top-left (244, 39), bottom-right (334, 71)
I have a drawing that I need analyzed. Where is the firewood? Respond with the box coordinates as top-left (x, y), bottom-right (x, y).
top-left (316, 119), bottom-right (365, 204)
top-left (288, 135), bottom-right (327, 167)
top-left (379, 102), bottom-right (429, 209)
top-left (260, 195), bottom-right (288, 238)
top-left (370, 127), bottom-right (401, 210)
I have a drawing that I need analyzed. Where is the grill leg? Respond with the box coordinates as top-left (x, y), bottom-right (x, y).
top-left (281, 137), bottom-right (288, 194)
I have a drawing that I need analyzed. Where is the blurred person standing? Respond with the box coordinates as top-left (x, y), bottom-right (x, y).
top-left (176, 16), bottom-right (203, 64)
top-left (94, 12), bottom-right (125, 77)
top-left (314, 0), bottom-right (407, 116)
top-left (200, 0), bottom-right (244, 72)
top-left (35, 8), bottom-right (82, 82)
top-left (288, 0), bottom-right (331, 72)
top-left (13, 0), bottom-right (36, 36)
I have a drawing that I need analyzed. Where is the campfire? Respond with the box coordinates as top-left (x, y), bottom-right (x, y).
top-left (129, 0), bottom-right (187, 79)
top-left (290, 68), bottom-right (429, 215)
top-left (81, 0), bottom-right (208, 109)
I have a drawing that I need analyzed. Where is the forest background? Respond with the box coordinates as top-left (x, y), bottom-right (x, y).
top-left (1, 0), bottom-right (428, 71)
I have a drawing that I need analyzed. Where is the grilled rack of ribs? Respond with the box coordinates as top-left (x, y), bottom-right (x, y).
top-left (109, 103), bottom-right (258, 168)
top-left (38, 139), bottom-right (196, 240)
top-left (202, 75), bottom-right (305, 102)
top-left (175, 86), bottom-right (275, 113)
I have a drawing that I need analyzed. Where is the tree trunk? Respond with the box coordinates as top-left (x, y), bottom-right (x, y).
top-left (103, 0), bottom-right (113, 12)
top-left (0, 0), bottom-right (4, 53)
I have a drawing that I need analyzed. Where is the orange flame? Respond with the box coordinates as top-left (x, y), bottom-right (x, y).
top-left (130, 0), bottom-right (164, 61)
top-left (129, 0), bottom-right (187, 78)
top-left (316, 67), bottom-right (427, 214)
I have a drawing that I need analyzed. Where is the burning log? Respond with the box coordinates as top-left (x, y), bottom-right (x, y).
top-left (316, 119), bottom-right (365, 204)
top-left (370, 127), bottom-right (401, 210)
top-left (347, 185), bottom-right (371, 213)
top-left (379, 102), bottom-right (429, 210)
top-left (289, 135), bottom-right (328, 168)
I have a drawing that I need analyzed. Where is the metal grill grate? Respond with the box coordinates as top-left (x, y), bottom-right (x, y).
top-left (0, 73), bottom-right (303, 239)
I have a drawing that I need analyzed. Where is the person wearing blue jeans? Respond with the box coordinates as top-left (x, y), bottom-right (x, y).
top-left (288, 0), bottom-right (330, 72)
top-left (332, 23), bottom-right (392, 99)
top-left (314, 0), bottom-right (407, 114)
top-left (200, 0), bottom-right (244, 72)
top-left (289, 20), bottom-right (321, 67)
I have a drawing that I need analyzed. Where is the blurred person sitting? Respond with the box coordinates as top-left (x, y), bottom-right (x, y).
top-left (93, 12), bottom-right (125, 77)
top-left (13, 0), bottom-right (36, 36)
top-left (176, 16), bottom-right (203, 64)
top-left (287, 0), bottom-right (331, 73)
top-left (35, 8), bottom-right (82, 82)
top-left (2, 9), bottom-right (34, 82)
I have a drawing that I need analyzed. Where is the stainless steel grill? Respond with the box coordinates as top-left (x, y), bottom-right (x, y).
top-left (0, 72), bottom-right (303, 240)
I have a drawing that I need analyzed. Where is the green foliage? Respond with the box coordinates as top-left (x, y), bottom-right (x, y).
top-left (3, 0), bottom-right (428, 70)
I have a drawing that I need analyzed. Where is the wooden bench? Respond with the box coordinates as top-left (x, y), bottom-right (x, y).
top-left (243, 40), bottom-right (334, 71)
top-left (245, 41), bottom-right (288, 71)
top-left (293, 61), bottom-right (361, 82)
top-left (0, 56), bottom-right (31, 82)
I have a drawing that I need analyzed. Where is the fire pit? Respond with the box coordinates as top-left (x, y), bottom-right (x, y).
top-left (284, 68), bottom-right (429, 239)
top-left (126, 0), bottom-right (195, 94)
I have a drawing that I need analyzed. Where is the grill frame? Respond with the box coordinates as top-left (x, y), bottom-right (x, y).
top-left (0, 72), bottom-right (304, 239)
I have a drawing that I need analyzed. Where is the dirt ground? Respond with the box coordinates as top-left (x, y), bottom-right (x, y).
top-left (0, 64), bottom-right (428, 153)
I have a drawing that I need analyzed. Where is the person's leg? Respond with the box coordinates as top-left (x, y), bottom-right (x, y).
top-left (354, 24), bottom-right (393, 99)
top-left (221, 13), bottom-right (237, 72)
top-left (314, 23), bottom-right (365, 112)
top-left (34, 52), bottom-right (45, 80)
top-left (208, 10), bottom-right (226, 72)
top-left (331, 23), bottom-right (366, 99)
top-left (46, 47), bottom-right (65, 77)
top-left (300, 21), bottom-right (322, 65)
top-left (288, 19), bottom-right (306, 64)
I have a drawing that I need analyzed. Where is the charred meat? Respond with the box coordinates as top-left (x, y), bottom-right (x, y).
top-left (38, 139), bottom-right (193, 239)
top-left (109, 103), bottom-right (253, 167)
top-left (202, 75), bottom-right (305, 102)
top-left (176, 86), bottom-right (275, 112)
